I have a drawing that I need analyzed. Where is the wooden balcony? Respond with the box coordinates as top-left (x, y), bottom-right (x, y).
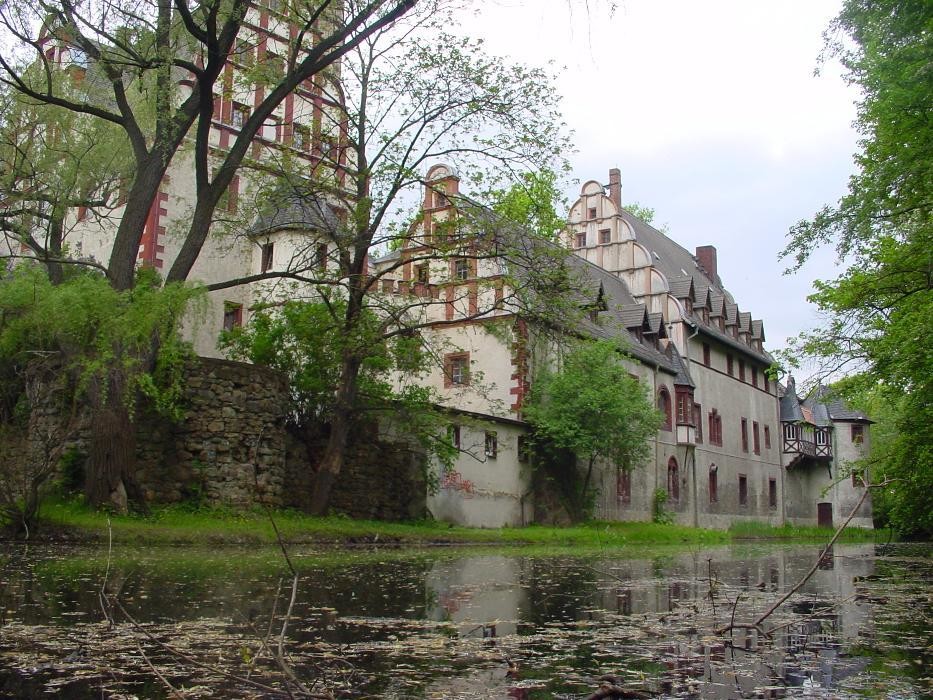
top-left (782, 425), bottom-right (832, 468)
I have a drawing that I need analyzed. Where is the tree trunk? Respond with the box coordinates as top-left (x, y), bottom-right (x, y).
top-left (107, 153), bottom-right (173, 290)
top-left (308, 354), bottom-right (362, 515)
top-left (84, 401), bottom-right (137, 512)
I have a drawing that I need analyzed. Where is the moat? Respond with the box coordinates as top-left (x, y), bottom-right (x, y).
top-left (1, 541), bottom-right (929, 698)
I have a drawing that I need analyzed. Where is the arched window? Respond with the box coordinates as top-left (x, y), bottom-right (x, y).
top-left (667, 457), bottom-right (680, 502)
top-left (708, 464), bottom-right (718, 503)
top-left (658, 387), bottom-right (672, 431)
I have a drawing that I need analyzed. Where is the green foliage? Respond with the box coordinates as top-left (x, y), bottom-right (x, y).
top-left (0, 265), bottom-right (198, 418)
top-left (652, 488), bottom-right (672, 525)
top-left (523, 339), bottom-right (662, 520)
top-left (622, 202), bottom-right (670, 234)
top-left (0, 264), bottom-right (198, 530)
top-left (779, 0), bottom-right (932, 538)
top-left (524, 339), bottom-right (661, 468)
top-left (491, 170), bottom-right (567, 241)
top-left (220, 300), bottom-right (456, 468)
top-left (57, 448), bottom-right (86, 494)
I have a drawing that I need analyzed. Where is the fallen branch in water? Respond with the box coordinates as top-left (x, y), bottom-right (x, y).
top-left (717, 481), bottom-right (879, 636)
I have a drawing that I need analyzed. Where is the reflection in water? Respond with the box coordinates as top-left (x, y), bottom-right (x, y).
top-left (0, 543), bottom-right (929, 698)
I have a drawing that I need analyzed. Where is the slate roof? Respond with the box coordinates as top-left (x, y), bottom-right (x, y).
top-left (779, 377), bottom-right (872, 424)
top-left (809, 385), bottom-right (872, 422)
top-left (563, 254), bottom-right (678, 374)
top-left (249, 194), bottom-right (341, 237)
top-left (616, 208), bottom-right (772, 363)
top-left (668, 346), bottom-right (695, 388)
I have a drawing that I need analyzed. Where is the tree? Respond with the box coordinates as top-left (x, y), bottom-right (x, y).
top-left (230, 10), bottom-right (573, 514)
top-left (221, 299), bottom-right (456, 481)
top-left (780, 0), bottom-right (932, 537)
top-left (0, 266), bottom-right (195, 521)
top-left (0, 0), bottom-right (420, 291)
top-left (622, 201), bottom-right (669, 234)
top-left (522, 339), bottom-right (661, 521)
top-left (0, 84), bottom-right (133, 284)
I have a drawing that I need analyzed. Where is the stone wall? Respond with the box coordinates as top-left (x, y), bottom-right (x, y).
top-left (22, 357), bottom-right (426, 518)
top-left (284, 430), bottom-right (427, 520)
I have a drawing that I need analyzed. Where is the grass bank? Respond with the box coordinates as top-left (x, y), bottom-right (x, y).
top-left (22, 498), bottom-right (887, 547)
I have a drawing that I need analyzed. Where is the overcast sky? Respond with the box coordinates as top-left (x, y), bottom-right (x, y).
top-left (456, 0), bottom-right (860, 361)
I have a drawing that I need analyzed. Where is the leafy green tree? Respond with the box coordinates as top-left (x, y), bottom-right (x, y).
top-left (492, 170), bottom-right (568, 241)
top-left (220, 299), bottom-right (455, 478)
top-left (780, 0), bottom-right (932, 538)
top-left (256, 14), bottom-right (573, 514)
top-left (0, 84), bottom-right (133, 284)
top-left (0, 265), bottom-right (197, 524)
top-left (522, 339), bottom-right (661, 521)
top-left (622, 201), bottom-right (669, 234)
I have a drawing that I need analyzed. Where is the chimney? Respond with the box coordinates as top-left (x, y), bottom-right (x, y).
top-left (696, 245), bottom-right (718, 279)
top-left (607, 168), bottom-right (622, 209)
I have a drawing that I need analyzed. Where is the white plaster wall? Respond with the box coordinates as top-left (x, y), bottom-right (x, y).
top-left (428, 422), bottom-right (529, 528)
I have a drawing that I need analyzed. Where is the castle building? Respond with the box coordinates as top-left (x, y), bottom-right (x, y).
top-left (378, 167), bottom-right (873, 529)
top-left (2, 18), bottom-right (872, 528)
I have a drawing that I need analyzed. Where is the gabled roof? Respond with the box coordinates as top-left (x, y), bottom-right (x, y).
top-left (709, 293), bottom-right (725, 317)
top-left (563, 254), bottom-right (677, 373)
top-left (614, 207), bottom-right (770, 362)
top-left (751, 319), bottom-right (765, 341)
top-left (620, 303), bottom-right (649, 329)
top-left (809, 385), bottom-right (872, 422)
top-left (667, 275), bottom-right (694, 299)
top-left (780, 377), bottom-right (872, 424)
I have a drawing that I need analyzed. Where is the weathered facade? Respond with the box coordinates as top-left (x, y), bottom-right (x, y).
top-left (373, 168), bottom-right (873, 530)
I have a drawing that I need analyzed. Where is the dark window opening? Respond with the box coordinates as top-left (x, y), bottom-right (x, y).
top-left (709, 465), bottom-right (718, 503)
top-left (739, 474), bottom-right (748, 506)
top-left (658, 388), bottom-right (672, 431)
top-left (741, 418), bottom-right (749, 453)
top-left (222, 302), bottom-right (243, 332)
top-left (769, 478), bottom-right (777, 509)
top-left (667, 457), bottom-right (680, 503)
top-left (617, 469), bottom-right (631, 504)
top-left (485, 431), bottom-right (498, 459)
top-left (260, 242), bottom-right (274, 273)
top-left (702, 343), bottom-right (711, 367)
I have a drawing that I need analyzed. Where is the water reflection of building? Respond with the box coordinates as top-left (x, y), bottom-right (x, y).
top-left (419, 546), bottom-right (880, 697)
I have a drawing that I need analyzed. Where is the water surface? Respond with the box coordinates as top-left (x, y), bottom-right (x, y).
top-left (0, 541), bottom-right (929, 698)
